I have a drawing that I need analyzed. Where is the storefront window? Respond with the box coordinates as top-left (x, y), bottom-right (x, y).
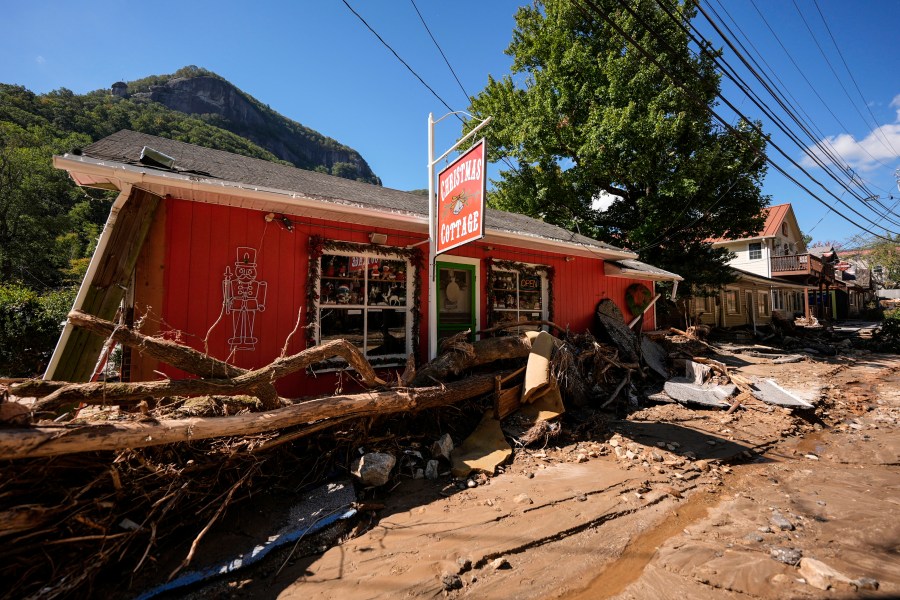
top-left (489, 269), bottom-right (547, 331)
top-left (318, 252), bottom-right (411, 364)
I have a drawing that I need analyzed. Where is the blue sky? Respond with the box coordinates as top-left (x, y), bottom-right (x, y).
top-left (2, 0), bottom-right (898, 247)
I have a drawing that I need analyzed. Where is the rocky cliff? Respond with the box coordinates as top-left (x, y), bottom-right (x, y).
top-left (130, 71), bottom-right (379, 184)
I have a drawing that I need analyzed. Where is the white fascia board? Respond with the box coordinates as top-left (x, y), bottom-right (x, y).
top-left (711, 235), bottom-right (775, 247)
top-left (604, 265), bottom-right (683, 281)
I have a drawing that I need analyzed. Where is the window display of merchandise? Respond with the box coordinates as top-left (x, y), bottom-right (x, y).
top-left (490, 270), bottom-right (544, 327)
top-left (317, 253), bottom-right (410, 361)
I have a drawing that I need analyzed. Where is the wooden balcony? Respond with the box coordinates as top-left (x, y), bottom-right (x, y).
top-left (771, 253), bottom-right (834, 280)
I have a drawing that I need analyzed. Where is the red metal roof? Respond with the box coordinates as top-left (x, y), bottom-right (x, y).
top-left (708, 203), bottom-right (791, 243)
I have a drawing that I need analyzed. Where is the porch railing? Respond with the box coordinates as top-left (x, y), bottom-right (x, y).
top-left (770, 253), bottom-right (834, 279)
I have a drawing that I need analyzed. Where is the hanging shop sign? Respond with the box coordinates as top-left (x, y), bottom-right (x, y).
top-left (436, 139), bottom-right (486, 255)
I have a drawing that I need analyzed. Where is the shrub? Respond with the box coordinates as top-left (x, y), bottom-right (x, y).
top-left (870, 307), bottom-right (900, 353)
top-left (0, 284), bottom-right (75, 377)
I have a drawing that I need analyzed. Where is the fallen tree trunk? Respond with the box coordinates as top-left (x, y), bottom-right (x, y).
top-left (0, 373), bottom-right (498, 460)
top-left (411, 335), bottom-right (533, 387)
top-left (31, 339), bottom-right (385, 413)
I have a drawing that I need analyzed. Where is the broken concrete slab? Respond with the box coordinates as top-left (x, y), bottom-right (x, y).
top-left (772, 354), bottom-right (805, 364)
top-left (641, 336), bottom-right (668, 378)
top-left (663, 379), bottom-right (735, 408)
top-left (751, 379), bottom-right (814, 409)
top-left (451, 411), bottom-right (512, 478)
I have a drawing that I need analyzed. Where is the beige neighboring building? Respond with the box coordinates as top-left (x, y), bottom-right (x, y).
top-left (689, 203), bottom-right (820, 328)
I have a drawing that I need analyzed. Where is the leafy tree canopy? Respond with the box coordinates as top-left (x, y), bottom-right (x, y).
top-left (465, 0), bottom-right (769, 291)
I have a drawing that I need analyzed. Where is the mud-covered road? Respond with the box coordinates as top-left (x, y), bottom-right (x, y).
top-left (175, 349), bottom-right (899, 600)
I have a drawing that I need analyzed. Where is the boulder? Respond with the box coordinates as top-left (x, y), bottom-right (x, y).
top-left (351, 452), bottom-right (396, 487)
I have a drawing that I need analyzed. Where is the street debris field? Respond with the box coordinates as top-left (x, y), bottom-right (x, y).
top-left (1, 307), bottom-right (898, 600)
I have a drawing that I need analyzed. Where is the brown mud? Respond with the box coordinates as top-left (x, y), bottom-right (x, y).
top-left (159, 352), bottom-right (899, 600)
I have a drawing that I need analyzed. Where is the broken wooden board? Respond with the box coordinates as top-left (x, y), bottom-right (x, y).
top-left (522, 331), bottom-right (554, 403)
top-left (663, 379), bottom-right (735, 409)
top-left (594, 299), bottom-right (639, 363)
top-left (641, 336), bottom-right (669, 378)
top-left (451, 411), bottom-right (512, 478)
top-left (750, 378), bottom-right (814, 409)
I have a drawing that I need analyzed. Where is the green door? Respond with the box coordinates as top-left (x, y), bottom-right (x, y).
top-left (436, 261), bottom-right (476, 347)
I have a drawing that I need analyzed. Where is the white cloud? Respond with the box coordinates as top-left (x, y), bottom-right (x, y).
top-left (801, 94), bottom-right (900, 173)
top-left (35, 55), bottom-right (46, 65)
top-left (591, 190), bottom-right (621, 211)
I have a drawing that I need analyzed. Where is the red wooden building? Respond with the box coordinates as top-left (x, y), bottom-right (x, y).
top-left (46, 131), bottom-right (681, 397)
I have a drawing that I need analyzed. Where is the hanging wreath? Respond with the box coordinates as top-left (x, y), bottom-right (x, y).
top-left (485, 258), bottom-right (555, 330)
top-left (305, 235), bottom-right (423, 359)
top-left (625, 282), bottom-right (653, 317)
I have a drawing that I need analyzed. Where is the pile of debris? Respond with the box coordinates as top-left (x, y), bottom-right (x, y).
top-left (0, 299), bottom-right (851, 598)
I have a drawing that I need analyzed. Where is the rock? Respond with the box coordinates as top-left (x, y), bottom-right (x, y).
top-left (513, 493), bottom-right (533, 505)
top-left (425, 460), bottom-right (439, 480)
top-left (441, 573), bottom-right (463, 591)
top-left (744, 533), bottom-right (764, 543)
top-left (466, 479), bottom-right (477, 488)
top-left (351, 452), bottom-right (396, 487)
top-left (609, 438), bottom-right (620, 447)
top-left (799, 557), bottom-right (853, 590)
top-left (770, 547), bottom-right (802, 565)
top-left (625, 450), bottom-right (637, 460)
top-left (414, 468), bottom-right (425, 479)
top-left (457, 557), bottom-right (472, 571)
top-left (771, 510), bottom-right (794, 531)
top-left (490, 557), bottom-right (511, 570)
top-left (853, 577), bottom-right (879, 591)
top-left (758, 525), bottom-right (773, 533)
top-left (431, 433), bottom-right (454, 462)
top-left (651, 451), bottom-right (664, 462)
top-left (575, 493), bottom-right (588, 502)
top-left (575, 453), bottom-right (588, 463)
top-left (771, 573), bottom-right (789, 584)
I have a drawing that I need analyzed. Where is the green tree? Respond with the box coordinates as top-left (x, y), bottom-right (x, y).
top-left (0, 123), bottom-right (97, 287)
top-left (465, 0), bottom-right (768, 290)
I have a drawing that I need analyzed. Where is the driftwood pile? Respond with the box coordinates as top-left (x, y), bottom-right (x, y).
top-left (0, 311), bottom-right (649, 599)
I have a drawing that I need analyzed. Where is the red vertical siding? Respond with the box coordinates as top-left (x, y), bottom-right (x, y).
top-left (156, 198), bottom-right (657, 397)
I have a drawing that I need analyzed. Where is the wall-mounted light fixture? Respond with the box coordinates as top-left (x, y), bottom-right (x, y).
top-left (484, 245), bottom-right (494, 251)
top-left (565, 256), bottom-right (575, 262)
top-left (369, 232), bottom-right (388, 244)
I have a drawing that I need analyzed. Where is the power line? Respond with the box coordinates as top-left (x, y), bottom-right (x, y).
top-left (745, 0), bottom-right (896, 172)
top-left (570, 0), bottom-right (894, 241)
top-left (794, 0), bottom-right (900, 159)
top-left (671, 0), bottom-right (899, 226)
top-left (341, 0), bottom-right (454, 115)
top-left (409, 0), bottom-right (470, 103)
top-left (811, 0), bottom-right (900, 157)
top-left (650, 0), bottom-right (899, 235)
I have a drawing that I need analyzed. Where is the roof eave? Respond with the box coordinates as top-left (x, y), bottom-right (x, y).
top-left (55, 154), bottom-right (638, 260)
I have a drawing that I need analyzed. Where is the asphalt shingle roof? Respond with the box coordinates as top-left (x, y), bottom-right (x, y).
top-left (78, 130), bottom-right (631, 255)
